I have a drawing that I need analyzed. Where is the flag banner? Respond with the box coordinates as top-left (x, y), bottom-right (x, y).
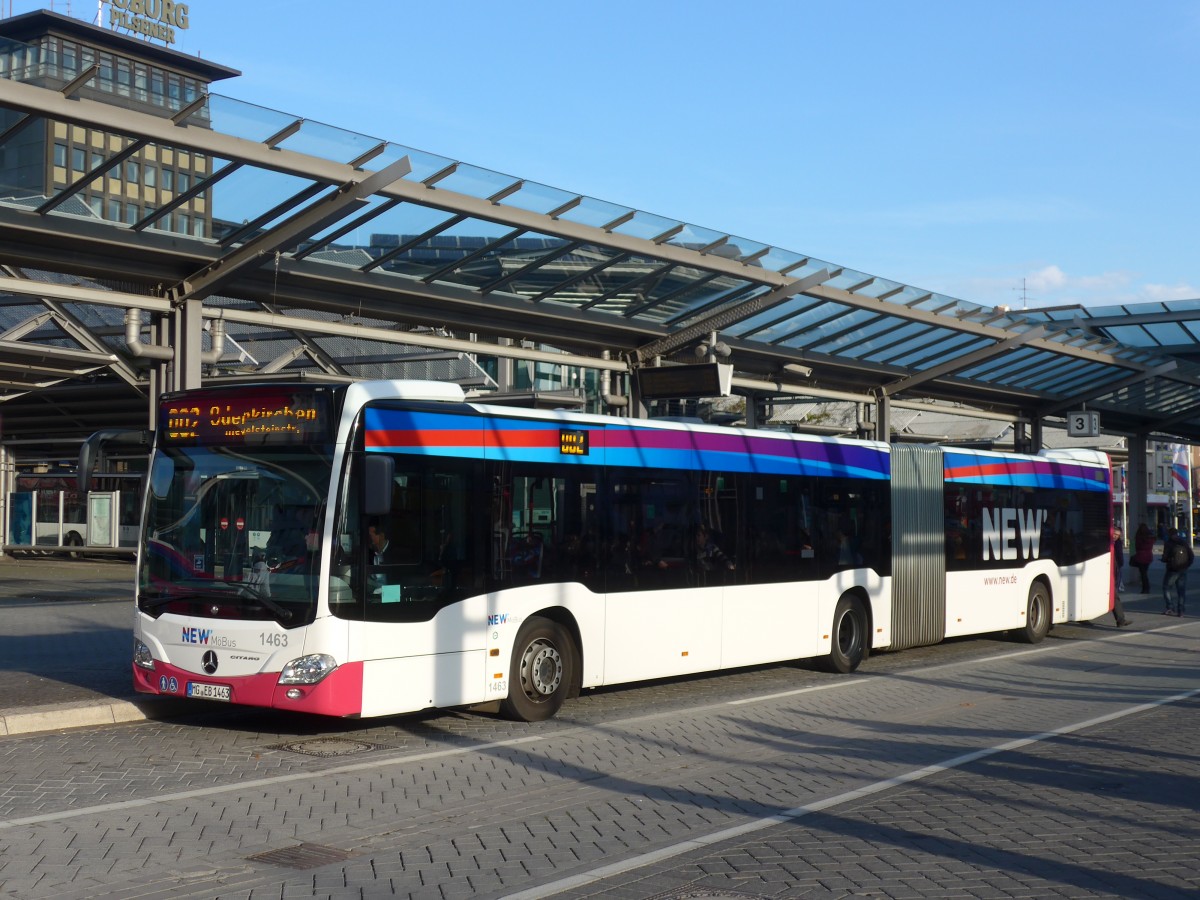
top-left (1172, 445), bottom-right (1190, 490)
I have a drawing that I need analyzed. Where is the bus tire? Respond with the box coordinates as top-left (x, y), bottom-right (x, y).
top-left (500, 616), bottom-right (573, 722)
top-left (65, 531), bottom-right (84, 558)
top-left (1015, 581), bottom-right (1051, 644)
top-left (821, 594), bottom-right (868, 674)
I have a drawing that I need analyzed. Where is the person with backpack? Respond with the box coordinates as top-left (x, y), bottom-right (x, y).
top-left (1161, 527), bottom-right (1194, 617)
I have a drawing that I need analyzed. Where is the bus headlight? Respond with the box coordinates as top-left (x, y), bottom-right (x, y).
top-left (278, 654), bottom-right (337, 685)
top-left (133, 638), bottom-right (155, 670)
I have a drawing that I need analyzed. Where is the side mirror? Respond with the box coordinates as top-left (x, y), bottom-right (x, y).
top-left (363, 454), bottom-right (394, 517)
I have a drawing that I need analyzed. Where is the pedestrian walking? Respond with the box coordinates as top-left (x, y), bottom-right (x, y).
top-left (1112, 525), bottom-right (1130, 627)
top-left (1130, 523), bottom-right (1155, 593)
top-left (1161, 527), bottom-right (1194, 616)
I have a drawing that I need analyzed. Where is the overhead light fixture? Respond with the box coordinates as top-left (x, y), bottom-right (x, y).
top-left (695, 340), bottom-right (731, 358)
top-left (782, 363), bottom-right (812, 378)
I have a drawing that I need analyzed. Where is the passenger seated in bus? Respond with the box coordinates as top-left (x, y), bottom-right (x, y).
top-left (366, 522), bottom-right (400, 595)
top-left (367, 522), bottom-right (399, 565)
top-left (695, 525), bottom-right (735, 573)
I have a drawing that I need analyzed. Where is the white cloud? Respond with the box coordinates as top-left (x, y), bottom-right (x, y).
top-left (1138, 283), bottom-right (1200, 303)
top-left (924, 265), bottom-right (1199, 311)
top-left (1024, 265), bottom-right (1136, 300)
top-left (1025, 265), bottom-right (1069, 293)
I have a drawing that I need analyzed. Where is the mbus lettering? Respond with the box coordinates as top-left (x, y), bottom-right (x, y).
top-left (982, 508), bottom-right (1048, 561)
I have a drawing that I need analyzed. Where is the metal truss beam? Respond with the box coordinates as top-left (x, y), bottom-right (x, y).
top-left (878, 324), bottom-right (1046, 393)
top-left (168, 154), bottom-right (413, 304)
top-left (634, 269), bottom-right (834, 363)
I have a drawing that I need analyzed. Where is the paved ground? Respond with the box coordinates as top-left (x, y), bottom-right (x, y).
top-left (0, 554), bottom-right (186, 735)
top-left (1, 552), bottom-right (1198, 899)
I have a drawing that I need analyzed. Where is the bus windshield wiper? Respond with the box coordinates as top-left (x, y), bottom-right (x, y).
top-left (234, 581), bottom-right (294, 622)
top-left (140, 585), bottom-right (227, 609)
top-left (140, 582), bottom-right (291, 621)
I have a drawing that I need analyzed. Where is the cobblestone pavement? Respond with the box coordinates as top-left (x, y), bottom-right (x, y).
top-left (0, 551), bottom-right (1196, 900)
top-left (1, 554), bottom-right (1198, 898)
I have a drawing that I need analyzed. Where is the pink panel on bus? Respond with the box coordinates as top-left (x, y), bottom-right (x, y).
top-left (133, 660), bottom-right (365, 717)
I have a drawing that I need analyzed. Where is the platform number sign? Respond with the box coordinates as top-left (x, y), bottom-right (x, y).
top-left (1067, 410), bottom-right (1100, 438)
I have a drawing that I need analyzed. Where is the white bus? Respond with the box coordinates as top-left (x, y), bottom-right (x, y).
top-left (133, 380), bottom-right (1115, 721)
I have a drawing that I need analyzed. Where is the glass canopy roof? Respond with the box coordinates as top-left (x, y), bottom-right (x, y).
top-left (1, 26), bottom-right (1199, 447)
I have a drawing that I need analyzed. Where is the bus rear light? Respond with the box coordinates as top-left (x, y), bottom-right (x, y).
top-left (133, 638), bottom-right (155, 670)
top-left (279, 653), bottom-right (337, 685)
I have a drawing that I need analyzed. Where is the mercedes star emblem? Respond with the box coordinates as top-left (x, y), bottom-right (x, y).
top-left (202, 650), bottom-right (218, 674)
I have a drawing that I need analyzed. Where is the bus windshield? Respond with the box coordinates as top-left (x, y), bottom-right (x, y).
top-left (138, 443), bottom-right (333, 627)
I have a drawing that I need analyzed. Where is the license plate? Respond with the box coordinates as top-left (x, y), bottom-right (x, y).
top-left (186, 682), bottom-right (231, 702)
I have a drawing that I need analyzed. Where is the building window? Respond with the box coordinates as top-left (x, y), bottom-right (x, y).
top-left (161, 168), bottom-right (174, 192)
top-left (71, 146), bottom-right (86, 173)
top-left (177, 171), bottom-right (190, 192)
top-left (145, 165), bottom-right (157, 188)
top-left (53, 143), bottom-right (67, 167)
top-left (106, 198), bottom-right (122, 221)
top-left (99, 53), bottom-right (114, 86)
top-left (116, 59), bottom-right (132, 97)
top-left (125, 160), bottom-right (140, 183)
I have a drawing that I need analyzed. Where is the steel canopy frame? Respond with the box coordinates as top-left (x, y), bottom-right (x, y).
top-left (1, 75), bottom-right (1199, 446)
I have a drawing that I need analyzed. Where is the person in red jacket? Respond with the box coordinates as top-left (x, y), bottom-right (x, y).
top-left (1130, 522), bottom-right (1155, 593)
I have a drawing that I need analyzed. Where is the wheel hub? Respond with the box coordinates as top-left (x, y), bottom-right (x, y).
top-left (526, 641), bottom-right (562, 696)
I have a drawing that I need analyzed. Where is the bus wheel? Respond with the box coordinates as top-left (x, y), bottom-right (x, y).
top-left (65, 531), bottom-right (84, 558)
top-left (1015, 582), bottom-right (1051, 644)
top-left (501, 617), bottom-right (573, 722)
top-left (822, 594), bottom-right (868, 674)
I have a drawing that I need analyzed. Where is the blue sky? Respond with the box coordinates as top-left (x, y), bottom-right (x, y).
top-left (25, 0), bottom-right (1200, 310)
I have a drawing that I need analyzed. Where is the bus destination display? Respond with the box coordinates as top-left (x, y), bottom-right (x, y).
top-left (160, 389), bottom-right (332, 445)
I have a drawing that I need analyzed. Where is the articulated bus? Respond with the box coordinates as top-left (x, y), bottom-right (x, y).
top-left (133, 380), bottom-right (1114, 721)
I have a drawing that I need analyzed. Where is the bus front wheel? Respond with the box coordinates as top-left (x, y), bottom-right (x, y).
top-left (1015, 581), bottom-right (1051, 644)
top-left (821, 594), bottom-right (868, 674)
top-left (501, 616), bottom-right (574, 722)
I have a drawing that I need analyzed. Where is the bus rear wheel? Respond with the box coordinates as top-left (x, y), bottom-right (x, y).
top-left (65, 531), bottom-right (84, 558)
top-left (821, 594), bottom-right (868, 674)
top-left (1015, 581), bottom-right (1051, 644)
top-left (501, 617), bottom-right (574, 722)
